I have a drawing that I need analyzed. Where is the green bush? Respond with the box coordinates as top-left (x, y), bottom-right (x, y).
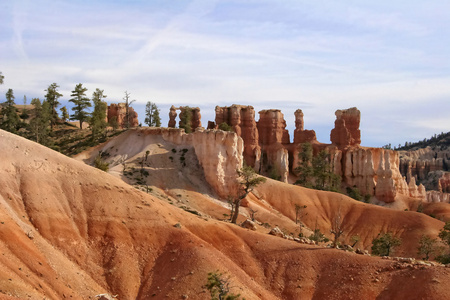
top-left (94, 155), bottom-right (109, 172)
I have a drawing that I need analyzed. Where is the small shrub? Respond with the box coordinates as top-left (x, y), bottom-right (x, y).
top-left (94, 155), bottom-right (109, 172)
top-left (205, 271), bottom-right (242, 300)
top-left (346, 186), bottom-right (362, 201)
top-left (218, 122), bottom-right (233, 132)
top-left (309, 229), bottom-right (329, 243)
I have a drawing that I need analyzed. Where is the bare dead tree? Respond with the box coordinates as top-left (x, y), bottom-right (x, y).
top-left (330, 206), bottom-right (344, 248)
top-left (249, 208), bottom-right (258, 221)
top-left (123, 91), bottom-right (136, 129)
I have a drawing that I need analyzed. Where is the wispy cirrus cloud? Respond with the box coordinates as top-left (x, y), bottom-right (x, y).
top-left (1, 0), bottom-right (449, 147)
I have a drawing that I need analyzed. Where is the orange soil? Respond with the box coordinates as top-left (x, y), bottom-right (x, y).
top-left (1, 129), bottom-right (450, 299)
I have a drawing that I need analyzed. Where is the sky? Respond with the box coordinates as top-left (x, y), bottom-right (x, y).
top-left (1, 0), bottom-right (449, 147)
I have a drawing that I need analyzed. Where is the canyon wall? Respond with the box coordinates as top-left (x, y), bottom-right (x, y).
top-left (212, 105), bottom-right (428, 203)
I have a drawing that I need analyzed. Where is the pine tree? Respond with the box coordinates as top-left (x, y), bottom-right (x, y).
top-left (69, 83), bottom-right (91, 130)
top-left (20, 95), bottom-right (29, 120)
top-left (90, 88), bottom-right (108, 139)
top-left (29, 98), bottom-right (50, 144)
top-left (44, 83), bottom-right (63, 131)
top-left (60, 106), bottom-right (69, 123)
top-left (0, 72), bottom-right (4, 85)
top-left (144, 101), bottom-right (161, 127)
top-left (0, 89), bottom-right (20, 133)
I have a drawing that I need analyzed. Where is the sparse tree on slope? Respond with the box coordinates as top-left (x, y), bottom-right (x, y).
top-left (231, 166), bottom-right (266, 224)
top-left (44, 83), bottom-right (63, 131)
top-left (29, 98), bottom-right (50, 144)
top-left (0, 89), bottom-right (20, 133)
top-left (330, 207), bottom-right (344, 248)
top-left (417, 235), bottom-right (437, 260)
top-left (144, 101), bottom-right (161, 127)
top-left (371, 232), bottom-right (401, 256)
top-left (90, 88), bottom-right (108, 139)
top-left (60, 106), bottom-right (69, 123)
top-left (69, 83), bottom-right (91, 130)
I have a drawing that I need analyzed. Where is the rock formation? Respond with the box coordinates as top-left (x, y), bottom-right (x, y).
top-left (256, 109), bottom-right (290, 182)
top-left (107, 103), bottom-right (139, 128)
top-left (160, 127), bottom-right (244, 198)
top-left (210, 105), bottom-right (430, 203)
top-left (332, 147), bottom-right (426, 203)
top-left (293, 109), bottom-right (317, 144)
top-left (168, 106), bottom-right (202, 132)
top-left (215, 105), bottom-right (261, 170)
top-left (168, 105), bottom-right (177, 127)
top-left (399, 147), bottom-right (450, 188)
top-left (330, 107), bottom-right (361, 149)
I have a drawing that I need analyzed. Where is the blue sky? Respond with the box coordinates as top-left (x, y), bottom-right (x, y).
top-left (1, 0), bottom-right (449, 147)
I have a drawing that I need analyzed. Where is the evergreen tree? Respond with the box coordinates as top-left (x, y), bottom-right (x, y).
top-left (0, 89), bottom-right (20, 133)
top-left (295, 142), bottom-right (314, 187)
top-left (44, 83), bottom-right (63, 131)
top-left (60, 106), bottom-right (69, 123)
top-left (294, 144), bottom-right (340, 191)
top-left (69, 83), bottom-right (91, 130)
top-left (29, 98), bottom-right (50, 144)
top-left (144, 101), bottom-right (161, 127)
top-left (371, 232), bottom-right (402, 256)
top-left (90, 88), bottom-right (108, 139)
top-left (0, 71), bottom-right (4, 84)
top-left (19, 95), bottom-right (29, 120)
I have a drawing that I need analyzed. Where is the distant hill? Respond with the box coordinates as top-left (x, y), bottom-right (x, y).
top-left (394, 131), bottom-right (450, 151)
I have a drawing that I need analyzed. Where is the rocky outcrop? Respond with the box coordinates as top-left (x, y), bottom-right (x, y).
top-left (399, 147), bottom-right (450, 189)
top-left (168, 106), bottom-right (202, 132)
top-left (160, 127), bottom-right (244, 198)
top-left (257, 110), bottom-right (290, 182)
top-left (330, 107), bottom-right (361, 149)
top-left (191, 129), bottom-right (243, 198)
top-left (293, 109), bottom-right (317, 144)
top-left (209, 105), bottom-right (427, 203)
top-left (107, 103), bottom-right (139, 128)
top-left (257, 109), bottom-right (290, 145)
top-left (215, 105), bottom-right (261, 170)
top-left (168, 105), bottom-right (177, 128)
top-left (333, 147), bottom-right (426, 202)
top-left (426, 191), bottom-right (450, 203)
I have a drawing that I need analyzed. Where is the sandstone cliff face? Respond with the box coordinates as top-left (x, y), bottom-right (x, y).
top-left (399, 147), bottom-right (450, 187)
top-left (330, 107), bottom-right (361, 149)
top-left (332, 147), bottom-right (425, 203)
top-left (215, 105), bottom-right (261, 170)
top-left (191, 129), bottom-right (243, 198)
top-left (161, 127), bottom-right (244, 198)
top-left (107, 103), bottom-right (139, 128)
top-left (257, 110), bottom-right (290, 183)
